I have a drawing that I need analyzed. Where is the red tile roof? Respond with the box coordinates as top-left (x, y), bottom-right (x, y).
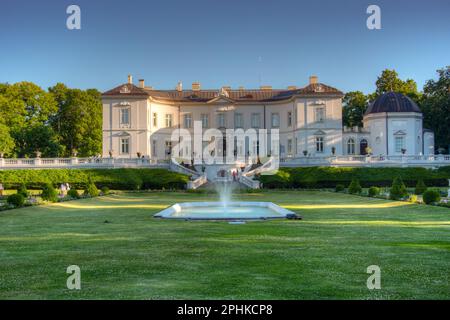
top-left (102, 82), bottom-right (343, 102)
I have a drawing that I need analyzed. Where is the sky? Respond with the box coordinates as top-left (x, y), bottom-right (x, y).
top-left (0, 0), bottom-right (449, 94)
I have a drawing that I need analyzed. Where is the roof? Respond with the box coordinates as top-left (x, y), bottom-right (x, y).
top-left (102, 82), bottom-right (343, 103)
top-left (365, 92), bottom-right (421, 115)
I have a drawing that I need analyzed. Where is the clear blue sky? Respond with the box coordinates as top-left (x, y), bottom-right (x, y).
top-left (0, 0), bottom-right (448, 94)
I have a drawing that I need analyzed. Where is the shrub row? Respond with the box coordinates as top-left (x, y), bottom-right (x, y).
top-left (259, 166), bottom-right (450, 189)
top-left (0, 168), bottom-right (190, 190)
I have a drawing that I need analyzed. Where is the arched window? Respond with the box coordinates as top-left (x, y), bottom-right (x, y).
top-left (347, 138), bottom-right (355, 155)
top-left (360, 139), bottom-right (368, 155)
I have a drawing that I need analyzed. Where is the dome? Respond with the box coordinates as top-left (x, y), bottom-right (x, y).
top-left (365, 92), bottom-right (421, 115)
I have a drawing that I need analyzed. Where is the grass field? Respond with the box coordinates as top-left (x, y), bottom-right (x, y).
top-left (0, 190), bottom-right (449, 299)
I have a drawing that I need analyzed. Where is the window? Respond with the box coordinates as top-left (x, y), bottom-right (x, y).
top-left (287, 111), bottom-right (292, 127)
top-left (395, 136), bottom-right (405, 153)
top-left (120, 108), bottom-right (130, 126)
top-left (251, 113), bottom-right (261, 128)
top-left (153, 113), bottom-right (158, 127)
top-left (201, 114), bottom-right (209, 128)
top-left (216, 113), bottom-right (225, 127)
top-left (315, 107), bottom-right (325, 122)
top-left (315, 136), bottom-right (324, 153)
top-left (184, 113), bottom-right (192, 128)
top-left (347, 138), bottom-right (355, 155)
top-left (271, 113), bottom-right (280, 128)
top-left (287, 139), bottom-right (293, 154)
top-left (165, 141), bottom-right (172, 159)
top-left (120, 138), bottom-right (130, 154)
top-left (165, 114), bottom-right (173, 128)
top-left (152, 140), bottom-right (157, 157)
top-left (234, 113), bottom-right (243, 128)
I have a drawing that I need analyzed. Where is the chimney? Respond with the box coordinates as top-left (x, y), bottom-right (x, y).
top-left (127, 75), bottom-right (133, 84)
top-left (192, 82), bottom-right (201, 91)
top-left (260, 85), bottom-right (272, 91)
top-left (139, 79), bottom-right (145, 88)
top-left (176, 81), bottom-right (183, 92)
top-left (287, 85), bottom-right (297, 90)
top-left (309, 75), bottom-right (318, 85)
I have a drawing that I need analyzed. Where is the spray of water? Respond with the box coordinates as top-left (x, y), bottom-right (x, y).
top-left (215, 181), bottom-right (235, 210)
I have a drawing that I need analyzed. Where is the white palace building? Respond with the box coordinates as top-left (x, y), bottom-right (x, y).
top-left (101, 75), bottom-right (435, 162)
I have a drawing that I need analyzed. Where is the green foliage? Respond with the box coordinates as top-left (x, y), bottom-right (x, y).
top-left (421, 66), bottom-right (450, 153)
top-left (49, 84), bottom-right (102, 157)
top-left (335, 184), bottom-right (345, 192)
top-left (390, 177), bottom-right (408, 200)
top-left (13, 124), bottom-right (63, 158)
top-left (374, 69), bottom-right (420, 101)
top-left (259, 170), bottom-right (291, 189)
top-left (84, 177), bottom-right (99, 197)
top-left (422, 189), bottom-right (441, 205)
top-left (0, 168), bottom-right (189, 190)
top-left (101, 186), bottom-right (110, 195)
top-left (260, 167), bottom-right (450, 189)
top-left (41, 183), bottom-right (58, 202)
top-left (415, 179), bottom-right (427, 195)
top-left (17, 183), bottom-right (29, 198)
top-left (368, 186), bottom-right (380, 197)
top-left (0, 123), bottom-right (15, 156)
top-left (67, 189), bottom-right (80, 199)
top-left (342, 91), bottom-right (368, 128)
top-left (348, 179), bottom-right (362, 194)
top-left (7, 193), bottom-right (25, 207)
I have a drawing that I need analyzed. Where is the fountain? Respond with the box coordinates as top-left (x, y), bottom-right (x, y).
top-left (155, 169), bottom-right (297, 220)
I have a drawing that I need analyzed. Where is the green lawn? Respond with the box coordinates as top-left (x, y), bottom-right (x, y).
top-left (0, 191), bottom-right (449, 299)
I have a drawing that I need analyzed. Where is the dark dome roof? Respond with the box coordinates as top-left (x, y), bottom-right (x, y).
top-left (365, 92), bottom-right (421, 115)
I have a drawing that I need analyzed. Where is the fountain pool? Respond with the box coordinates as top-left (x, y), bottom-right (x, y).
top-left (154, 201), bottom-right (295, 220)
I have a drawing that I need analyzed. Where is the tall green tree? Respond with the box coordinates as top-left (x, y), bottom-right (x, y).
top-left (49, 84), bottom-right (102, 157)
top-left (421, 66), bottom-right (450, 153)
top-left (0, 123), bottom-right (15, 156)
top-left (374, 69), bottom-right (421, 101)
top-left (13, 124), bottom-right (63, 158)
top-left (342, 91), bottom-right (368, 127)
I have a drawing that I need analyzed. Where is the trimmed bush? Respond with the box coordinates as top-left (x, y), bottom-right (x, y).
top-left (101, 186), bottom-right (110, 195)
top-left (415, 179), bottom-right (427, 195)
top-left (390, 177), bottom-right (408, 200)
top-left (368, 186), bottom-right (380, 197)
top-left (41, 183), bottom-right (58, 202)
top-left (422, 189), bottom-right (441, 205)
top-left (258, 170), bottom-right (292, 189)
top-left (335, 184), bottom-right (345, 192)
top-left (348, 179), bottom-right (362, 194)
top-left (17, 184), bottom-right (29, 198)
top-left (0, 168), bottom-right (189, 190)
top-left (7, 193), bottom-right (25, 207)
top-left (259, 166), bottom-right (450, 189)
top-left (84, 177), bottom-right (99, 197)
top-left (67, 189), bottom-right (80, 199)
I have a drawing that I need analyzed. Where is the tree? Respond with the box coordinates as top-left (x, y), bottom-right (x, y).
top-left (342, 91), bottom-right (368, 127)
top-left (13, 124), bottom-right (63, 158)
top-left (389, 177), bottom-right (408, 200)
top-left (374, 69), bottom-right (420, 101)
top-left (0, 123), bottom-right (15, 156)
top-left (421, 66), bottom-right (450, 153)
top-left (348, 179), bottom-right (362, 194)
top-left (49, 84), bottom-right (102, 157)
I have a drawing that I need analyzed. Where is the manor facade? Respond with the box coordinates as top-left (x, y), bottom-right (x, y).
top-left (101, 75), bottom-right (434, 160)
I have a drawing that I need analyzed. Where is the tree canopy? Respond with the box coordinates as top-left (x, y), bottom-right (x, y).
top-left (0, 82), bottom-right (102, 158)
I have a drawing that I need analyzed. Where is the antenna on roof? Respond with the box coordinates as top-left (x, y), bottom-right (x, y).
top-left (258, 56), bottom-right (263, 86)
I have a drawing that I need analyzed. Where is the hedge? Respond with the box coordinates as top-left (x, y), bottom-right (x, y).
top-left (0, 168), bottom-right (190, 190)
top-left (259, 166), bottom-right (450, 189)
